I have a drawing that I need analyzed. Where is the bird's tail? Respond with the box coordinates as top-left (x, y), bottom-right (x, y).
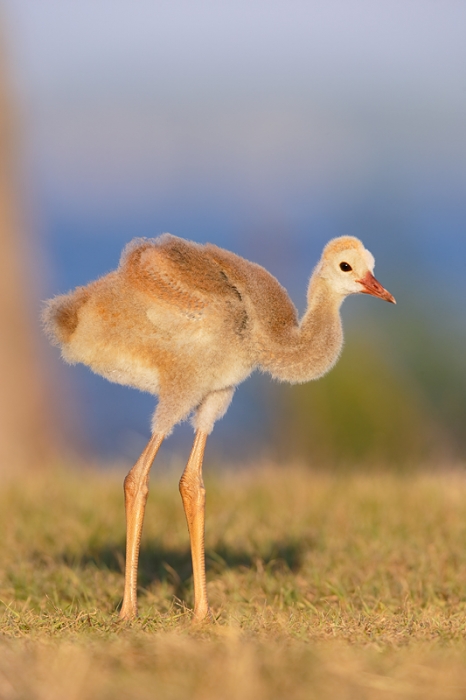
top-left (42, 287), bottom-right (89, 347)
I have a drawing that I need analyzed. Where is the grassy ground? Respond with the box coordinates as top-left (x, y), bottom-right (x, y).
top-left (1, 463), bottom-right (466, 698)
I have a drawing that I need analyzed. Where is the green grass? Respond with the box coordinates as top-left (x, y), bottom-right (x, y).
top-left (1, 463), bottom-right (466, 698)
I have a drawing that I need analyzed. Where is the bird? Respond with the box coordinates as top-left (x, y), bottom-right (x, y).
top-left (43, 233), bottom-right (395, 622)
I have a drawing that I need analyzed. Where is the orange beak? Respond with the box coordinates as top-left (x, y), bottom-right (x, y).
top-left (357, 271), bottom-right (396, 304)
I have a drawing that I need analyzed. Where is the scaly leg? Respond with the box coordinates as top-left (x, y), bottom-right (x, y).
top-left (120, 432), bottom-right (164, 620)
top-left (179, 430), bottom-right (210, 621)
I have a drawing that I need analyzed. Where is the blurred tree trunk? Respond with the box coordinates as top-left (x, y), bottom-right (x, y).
top-left (0, 41), bottom-right (53, 474)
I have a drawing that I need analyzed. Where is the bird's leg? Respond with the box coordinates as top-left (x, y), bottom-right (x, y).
top-left (120, 432), bottom-right (164, 620)
top-left (179, 430), bottom-right (210, 622)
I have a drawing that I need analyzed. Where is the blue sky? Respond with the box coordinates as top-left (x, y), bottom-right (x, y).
top-left (5, 1), bottom-right (465, 224)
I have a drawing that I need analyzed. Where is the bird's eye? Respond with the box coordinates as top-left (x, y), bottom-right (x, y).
top-left (340, 262), bottom-right (352, 272)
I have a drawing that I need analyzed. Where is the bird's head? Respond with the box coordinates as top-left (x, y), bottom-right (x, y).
top-left (316, 236), bottom-right (396, 304)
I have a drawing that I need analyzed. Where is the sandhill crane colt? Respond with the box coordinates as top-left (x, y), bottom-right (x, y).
top-left (43, 234), bottom-right (395, 621)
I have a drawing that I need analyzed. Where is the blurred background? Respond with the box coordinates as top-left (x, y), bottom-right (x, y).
top-left (1, 0), bottom-right (465, 472)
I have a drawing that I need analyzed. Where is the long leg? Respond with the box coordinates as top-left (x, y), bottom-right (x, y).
top-left (120, 432), bottom-right (164, 620)
top-left (179, 430), bottom-right (210, 621)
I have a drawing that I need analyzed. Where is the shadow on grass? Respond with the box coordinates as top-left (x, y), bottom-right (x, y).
top-left (59, 537), bottom-right (311, 599)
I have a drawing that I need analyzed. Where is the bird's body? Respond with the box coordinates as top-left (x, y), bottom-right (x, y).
top-left (45, 234), bottom-right (347, 432)
top-left (43, 233), bottom-right (395, 621)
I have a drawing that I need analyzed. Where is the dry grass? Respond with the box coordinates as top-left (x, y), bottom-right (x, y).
top-left (1, 463), bottom-right (466, 698)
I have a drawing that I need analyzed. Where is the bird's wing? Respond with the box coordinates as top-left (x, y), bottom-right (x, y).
top-left (205, 243), bottom-right (299, 331)
top-left (120, 235), bottom-right (245, 320)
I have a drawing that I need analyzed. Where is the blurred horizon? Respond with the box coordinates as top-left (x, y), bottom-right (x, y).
top-left (2, 1), bottom-right (465, 466)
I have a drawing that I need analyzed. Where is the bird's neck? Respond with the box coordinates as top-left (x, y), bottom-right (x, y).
top-left (258, 273), bottom-right (344, 384)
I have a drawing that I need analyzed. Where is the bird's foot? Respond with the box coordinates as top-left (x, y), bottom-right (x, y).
top-left (191, 605), bottom-right (213, 624)
top-left (118, 604), bottom-right (137, 622)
